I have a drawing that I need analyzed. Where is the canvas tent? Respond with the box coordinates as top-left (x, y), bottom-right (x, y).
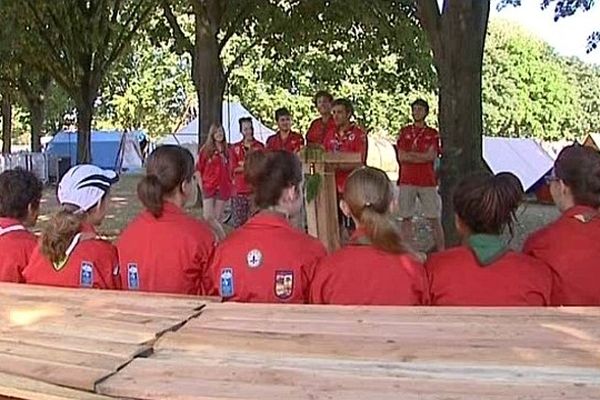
top-left (46, 130), bottom-right (145, 171)
top-left (159, 102), bottom-right (275, 153)
top-left (582, 133), bottom-right (600, 151)
top-left (482, 136), bottom-right (554, 193)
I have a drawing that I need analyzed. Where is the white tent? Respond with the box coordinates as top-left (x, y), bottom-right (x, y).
top-left (116, 131), bottom-right (144, 172)
top-left (159, 102), bottom-right (275, 154)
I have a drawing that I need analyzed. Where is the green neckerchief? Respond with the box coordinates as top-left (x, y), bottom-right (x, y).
top-left (467, 234), bottom-right (509, 266)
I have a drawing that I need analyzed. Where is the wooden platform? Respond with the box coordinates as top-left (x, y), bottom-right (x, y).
top-left (2, 284), bottom-right (600, 399)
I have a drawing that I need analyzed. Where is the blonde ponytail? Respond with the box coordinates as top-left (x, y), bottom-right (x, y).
top-left (41, 205), bottom-right (85, 266)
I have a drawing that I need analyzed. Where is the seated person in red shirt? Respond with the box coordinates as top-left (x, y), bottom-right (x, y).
top-left (0, 169), bottom-right (43, 283)
top-left (524, 145), bottom-right (600, 306)
top-left (266, 108), bottom-right (304, 153)
top-left (118, 145), bottom-right (216, 295)
top-left (306, 90), bottom-right (336, 147)
top-left (196, 123), bottom-right (232, 232)
top-left (397, 99), bottom-right (444, 252)
top-left (230, 117), bottom-right (265, 228)
top-left (208, 150), bottom-right (326, 303)
top-left (24, 165), bottom-right (120, 289)
top-left (310, 166), bottom-right (427, 305)
top-left (426, 172), bottom-right (552, 306)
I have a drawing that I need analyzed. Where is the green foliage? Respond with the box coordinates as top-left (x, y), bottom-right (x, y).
top-left (563, 57), bottom-right (600, 135)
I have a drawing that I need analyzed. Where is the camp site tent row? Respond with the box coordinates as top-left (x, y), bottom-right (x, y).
top-left (45, 130), bottom-right (145, 173)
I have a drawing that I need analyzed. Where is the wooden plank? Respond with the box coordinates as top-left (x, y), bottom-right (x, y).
top-left (98, 356), bottom-right (600, 400)
top-left (0, 372), bottom-right (113, 400)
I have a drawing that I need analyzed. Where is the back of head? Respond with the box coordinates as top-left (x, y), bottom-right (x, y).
top-left (138, 145), bottom-right (195, 218)
top-left (344, 167), bottom-right (406, 254)
top-left (554, 144), bottom-right (600, 208)
top-left (244, 150), bottom-right (302, 209)
top-left (0, 168), bottom-right (43, 221)
top-left (453, 172), bottom-right (523, 236)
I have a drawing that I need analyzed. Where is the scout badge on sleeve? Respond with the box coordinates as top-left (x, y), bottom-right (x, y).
top-left (127, 263), bottom-right (140, 290)
top-left (274, 270), bottom-right (294, 300)
top-left (80, 262), bottom-right (94, 288)
top-left (220, 268), bottom-right (234, 297)
top-left (247, 249), bottom-right (263, 268)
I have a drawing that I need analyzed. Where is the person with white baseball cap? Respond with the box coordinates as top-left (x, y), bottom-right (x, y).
top-left (23, 165), bottom-right (121, 289)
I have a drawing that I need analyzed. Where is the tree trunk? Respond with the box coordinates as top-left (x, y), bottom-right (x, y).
top-left (76, 101), bottom-right (93, 164)
top-left (1, 95), bottom-right (12, 154)
top-left (193, 7), bottom-right (226, 146)
top-left (417, 0), bottom-right (490, 246)
top-left (30, 99), bottom-right (44, 153)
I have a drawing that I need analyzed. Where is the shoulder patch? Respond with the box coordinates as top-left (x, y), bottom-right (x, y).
top-left (80, 262), bottom-right (94, 288)
top-left (274, 270), bottom-right (294, 300)
top-left (127, 263), bottom-right (140, 290)
top-left (220, 268), bottom-right (234, 298)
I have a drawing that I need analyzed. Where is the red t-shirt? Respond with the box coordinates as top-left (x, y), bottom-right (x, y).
top-left (426, 246), bottom-right (552, 306)
top-left (23, 224), bottom-right (120, 290)
top-left (117, 202), bottom-right (216, 295)
top-left (306, 117), bottom-right (336, 146)
top-left (310, 233), bottom-right (428, 305)
top-left (196, 147), bottom-right (232, 199)
top-left (524, 205), bottom-right (600, 306)
top-left (229, 139), bottom-right (265, 195)
top-left (323, 124), bottom-right (368, 193)
top-left (266, 131), bottom-right (304, 153)
top-left (0, 218), bottom-right (37, 283)
top-left (208, 212), bottom-right (326, 303)
top-left (397, 124), bottom-right (441, 187)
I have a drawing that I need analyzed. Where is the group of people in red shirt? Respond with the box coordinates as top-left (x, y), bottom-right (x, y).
top-left (0, 92), bottom-right (599, 306)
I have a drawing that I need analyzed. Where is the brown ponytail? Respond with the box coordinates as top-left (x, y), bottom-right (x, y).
top-left (41, 204), bottom-right (85, 266)
top-left (453, 172), bottom-right (523, 236)
top-left (344, 167), bottom-right (406, 254)
top-left (138, 145), bottom-right (195, 218)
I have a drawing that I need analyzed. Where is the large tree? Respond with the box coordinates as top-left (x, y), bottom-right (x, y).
top-left (19, 0), bottom-right (156, 163)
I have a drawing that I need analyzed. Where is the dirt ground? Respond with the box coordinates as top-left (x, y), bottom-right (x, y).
top-left (36, 173), bottom-right (560, 250)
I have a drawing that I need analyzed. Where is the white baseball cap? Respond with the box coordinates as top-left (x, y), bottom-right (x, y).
top-left (58, 165), bottom-right (119, 213)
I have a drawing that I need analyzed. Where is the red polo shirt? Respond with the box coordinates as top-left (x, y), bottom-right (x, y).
top-left (23, 224), bottom-right (120, 290)
top-left (425, 247), bottom-right (552, 306)
top-left (117, 202), bottom-right (216, 295)
top-left (310, 233), bottom-right (428, 305)
top-left (229, 139), bottom-right (265, 195)
top-left (266, 131), bottom-right (304, 153)
top-left (323, 124), bottom-right (368, 193)
top-left (306, 117), bottom-right (336, 146)
top-left (397, 124), bottom-right (440, 187)
top-left (524, 205), bottom-right (600, 306)
top-left (196, 147), bottom-right (232, 199)
top-left (0, 218), bottom-right (37, 283)
top-left (208, 212), bottom-right (327, 303)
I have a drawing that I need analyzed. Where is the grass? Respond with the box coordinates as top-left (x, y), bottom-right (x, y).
top-left (36, 174), bottom-right (560, 250)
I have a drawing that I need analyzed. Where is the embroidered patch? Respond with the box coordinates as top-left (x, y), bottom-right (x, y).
top-left (246, 249), bottom-right (263, 268)
top-left (220, 268), bottom-right (234, 297)
top-left (274, 270), bottom-right (294, 300)
top-left (80, 262), bottom-right (93, 288)
top-left (127, 263), bottom-right (140, 290)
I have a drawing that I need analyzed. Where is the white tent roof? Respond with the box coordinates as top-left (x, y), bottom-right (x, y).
top-left (161, 102), bottom-right (275, 147)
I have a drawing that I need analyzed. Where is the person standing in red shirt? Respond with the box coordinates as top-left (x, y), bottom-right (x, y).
top-left (118, 145), bottom-right (216, 295)
top-left (397, 99), bottom-right (444, 252)
top-left (196, 123), bottom-right (232, 227)
top-left (0, 169), bottom-right (42, 283)
top-left (306, 90), bottom-right (336, 147)
top-left (24, 165), bottom-right (120, 289)
top-left (311, 167), bottom-right (427, 305)
top-left (426, 173), bottom-right (552, 306)
top-left (266, 108), bottom-right (304, 153)
top-left (229, 117), bottom-right (265, 228)
top-left (524, 145), bottom-right (600, 306)
top-left (208, 150), bottom-right (326, 303)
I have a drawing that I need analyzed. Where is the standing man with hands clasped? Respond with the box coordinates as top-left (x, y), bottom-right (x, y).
top-left (396, 99), bottom-right (445, 252)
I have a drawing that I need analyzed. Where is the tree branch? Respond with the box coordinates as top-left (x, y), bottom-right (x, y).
top-left (162, 0), bottom-right (194, 54)
top-left (224, 37), bottom-right (261, 81)
top-left (415, 0), bottom-right (443, 59)
top-left (218, 2), bottom-right (252, 51)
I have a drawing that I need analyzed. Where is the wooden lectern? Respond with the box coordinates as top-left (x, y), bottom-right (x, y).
top-left (302, 150), bottom-right (363, 252)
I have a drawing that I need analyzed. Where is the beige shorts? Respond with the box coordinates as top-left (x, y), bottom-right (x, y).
top-left (398, 185), bottom-right (441, 219)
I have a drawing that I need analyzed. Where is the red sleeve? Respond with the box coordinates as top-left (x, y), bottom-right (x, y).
top-left (430, 128), bottom-right (442, 155)
top-left (191, 228), bottom-right (217, 296)
top-left (266, 136), bottom-right (275, 151)
top-left (355, 129), bottom-right (368, 164)
top-left (302, 241), bottom-right (327, 303)
top-left (309, 260), bottom-right (331, 305)
top-left (197, 151), bottom-right (207, 174)
top-left (306, 120), bottom-right (319, 144)
top-left (410, 259), bottom-right (429, 306)
top-left (94, 243), bottom-right (121, 290)
top-left (397, 128), bottom-right (412, 151)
